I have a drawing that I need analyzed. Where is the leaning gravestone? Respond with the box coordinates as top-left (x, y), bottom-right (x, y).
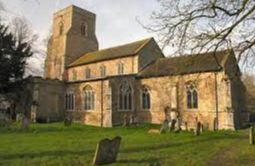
top-left (249, 126), bottom-right (255, 145)
top-left (160, 119), bottom-right (169, 133)
top-left (93, 136), bottom-right (122, 165)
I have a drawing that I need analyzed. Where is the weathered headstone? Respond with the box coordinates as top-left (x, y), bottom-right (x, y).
top-left (170, 119), bottom-right (176, 131)
top-left (194, 121), bottom-right (201, 136)
top-left (64, 114), bottom-right (72, 126)
top-left (249, 126), bottom-right (254, 145)
top-left (175, 118), bottom-right (181, 132)
top-left (93, 136), bottom-right (122, 165)
top-left (21, 116), bottom-right (30, 130)
top-left (123, 114), bottom-right (129, 127)
top-left (213, 118), bottom-right (218, 131)
top-left (160, 119), bottom-right (169, 133)
top-left (185, 122), bottom-right (188, 131)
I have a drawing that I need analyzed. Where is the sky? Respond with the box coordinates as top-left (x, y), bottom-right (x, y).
top-left (0, 0), bottom-right (161, 75)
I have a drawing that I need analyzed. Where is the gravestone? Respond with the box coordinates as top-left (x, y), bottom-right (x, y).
top-left (21, 116), bottom-right (30, 130)
top-left (93, 136), bottom-right (122, 165)
top-left (185, 122), bottom-right (188, 131)
top-left (123, 114), bottom-right (129, 127)
top-left (170, 119), bottom-right (176, 131)
top-left (160, 119), bottom-right (169, 133)
top-left (64, 114), bottom-right (72, 126)
top-left (250, 126), bottom-right (255, 145)
top-left (175, 118), bottom-right (181, 132)
top-left (194, 122), bottom-right (201, 136)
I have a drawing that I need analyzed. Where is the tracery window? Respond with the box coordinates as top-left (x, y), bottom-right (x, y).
top-left (186, 84), bottom-right (198, 109)
top-left (142, 87), bottom-right (150, 109)
top-left (119, 82), bottom-right (132, 110)
top-left (84, 85), bottom-right (95, 110)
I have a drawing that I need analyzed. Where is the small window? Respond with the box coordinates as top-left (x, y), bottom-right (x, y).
top-left (100, 65), bottom-right (106, 77)
top-left (187, 84), bottom-right (198, 109)
top-left (72, 70), bottom-right (77, 81)
top-left (59, 22), bottom-right (64, 35)
top-left (142, 87), bottom-right (150, 109)
top-left (65, 93), bottom-right (75, 110)
top-left (84, 85), bottom-right (95, 110)
top-left (118, 63), bottom-right (124, 75)
top-left (81, 22), bottom-right (88, 36)
top-left (85, 68), bottom-right (91, 79)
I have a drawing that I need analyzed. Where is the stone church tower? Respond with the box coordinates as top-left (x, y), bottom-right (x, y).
top-left (44, 5), bottom-right (98, 80)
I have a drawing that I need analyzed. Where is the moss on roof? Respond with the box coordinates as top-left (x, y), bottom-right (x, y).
top-left (138, 50), bottom-right (233, 78)
top-left (68, 38), bottom-right (153, 67)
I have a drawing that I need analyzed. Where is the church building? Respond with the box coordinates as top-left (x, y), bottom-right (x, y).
top-left (31, 5), bottom-right (249, 130)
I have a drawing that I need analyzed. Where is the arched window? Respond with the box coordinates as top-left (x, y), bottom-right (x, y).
top-left (119, 82), bottom-right (132, 110)
top-left (81, 22), bottom-right (88, 36)
top-left (100, 65), bottom-right (106, 77)
top-left (85, 68), bottom-right (91, 79)
top-left (118, 63), bottom-right (124, 75)
top-left (72, 70), bottom-right (77, 81)
top-left (59, 22), bottom-right (64, 35)
top-left (142, 87), bottom-right (150, 109)
top-left (84, 85), bottom-right (95, 110)
top-left (65, 92), bottom-right (75, 110)
top-left (186, 84), bottom-right (198, 109)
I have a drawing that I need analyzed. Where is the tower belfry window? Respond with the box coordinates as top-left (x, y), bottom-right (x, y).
top-left (59, 22), bottom-right (64, 35)
top-left (81, 22), bottom-right (88, 36)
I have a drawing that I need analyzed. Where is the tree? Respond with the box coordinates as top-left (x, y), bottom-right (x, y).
top-left (0, 22), bottom-right (33, 93)
top-left (242, 73), bottom-right (255, 112)
top-left (143, 0), bottom-right (255, 66)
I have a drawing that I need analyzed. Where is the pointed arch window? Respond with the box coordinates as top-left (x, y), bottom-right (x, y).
top-left (84, 85), bottom-right (95, 110)
top-left (72, 70), bottom-right (77, 81)
top-left (100, 65), bottom-right (106, 77)
top-left (186, 84), bottom-right (198, 109)
top-left (81, 22), bottom-right (88, 36)
top-left (118, 63), bottom-right (124, 75)
top-left (85, 68), bottom-right (91, 79)
top-left (119, 82), bottom-right (132, 111)
top-left (142, 87), bottom-right (150, 109)
top-left (65, 92), bottom-right (75, 110)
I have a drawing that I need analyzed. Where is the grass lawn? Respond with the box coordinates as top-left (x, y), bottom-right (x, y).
top-left (0, 123), bottom-right (255, 166)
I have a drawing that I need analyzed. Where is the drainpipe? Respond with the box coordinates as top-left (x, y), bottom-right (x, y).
top-left (214, 72), bottom-right (219, 130)
top-left (101, 80), bottom-right (104, 127)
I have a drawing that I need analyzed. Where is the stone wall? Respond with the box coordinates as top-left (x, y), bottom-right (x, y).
top-left (67, 79), bottom-right (112, 127)
top-left (67, 56), bottom-right (138, 81)
top-left (30, 77), bottom-right (66, 122)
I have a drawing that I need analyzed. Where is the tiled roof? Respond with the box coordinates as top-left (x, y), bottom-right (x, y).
top-left (138, 50), bottom-right (232, 78)
top-left (68, 38), bottom-right (153, 67)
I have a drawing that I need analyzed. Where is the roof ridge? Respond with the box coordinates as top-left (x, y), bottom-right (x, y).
top-left (88, 37), bottom-right (153, 54)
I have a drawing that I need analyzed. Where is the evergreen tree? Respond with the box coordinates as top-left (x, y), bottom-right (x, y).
top-left (0, 23), bottom-right (33, 93)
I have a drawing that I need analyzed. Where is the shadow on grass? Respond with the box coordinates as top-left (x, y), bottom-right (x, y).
top-left (0, 149), bottom-right (94, 160)
top-left (122, 133), bottom-right (244, 154)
